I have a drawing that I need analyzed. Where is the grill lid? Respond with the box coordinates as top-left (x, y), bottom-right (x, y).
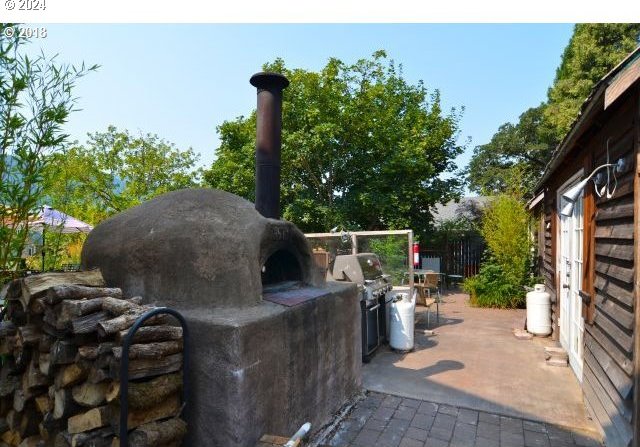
top-left (333, 253), bottom-right (386, 283)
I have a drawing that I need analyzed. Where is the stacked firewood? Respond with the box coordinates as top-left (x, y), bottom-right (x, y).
top-left (0, 270), bottom-right (186, 447)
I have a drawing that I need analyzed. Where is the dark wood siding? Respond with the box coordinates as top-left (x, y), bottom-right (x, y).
top-left (583, 101), bottom-right (637, 447)
top-left (633, 90), bottom-right (640, 447)
top-left (542, 194), bottom-right (557, 339)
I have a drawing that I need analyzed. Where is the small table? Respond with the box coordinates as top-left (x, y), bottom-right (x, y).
top-left (447, 274), bottom-right (464, 289)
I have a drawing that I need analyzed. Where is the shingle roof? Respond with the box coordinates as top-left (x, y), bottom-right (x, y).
top-left (432, 196), bottom-right (490, 223)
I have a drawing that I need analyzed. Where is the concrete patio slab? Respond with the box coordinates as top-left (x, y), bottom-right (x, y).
top-left (362, 292), bottom-right (600, 437)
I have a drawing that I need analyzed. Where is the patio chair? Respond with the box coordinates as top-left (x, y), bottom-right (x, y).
top-left (414, 272), bottom-right (441, 326)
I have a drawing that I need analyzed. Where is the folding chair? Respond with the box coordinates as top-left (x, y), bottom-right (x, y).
top-left (414, 272), bottom-right (441, 327)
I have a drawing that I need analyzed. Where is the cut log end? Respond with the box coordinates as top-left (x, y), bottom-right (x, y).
top-left (128, 418), bottom-right (187, 447)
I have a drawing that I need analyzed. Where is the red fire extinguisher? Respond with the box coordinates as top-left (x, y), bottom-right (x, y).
top-left (413, 242), bottom-right (420, 268)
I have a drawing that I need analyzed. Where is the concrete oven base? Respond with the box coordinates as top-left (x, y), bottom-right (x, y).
top-left (180, 281), bottom-right (361, 447)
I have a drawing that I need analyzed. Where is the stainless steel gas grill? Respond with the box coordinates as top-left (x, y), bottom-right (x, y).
top-left (333, 253), bottom-right (393, 361)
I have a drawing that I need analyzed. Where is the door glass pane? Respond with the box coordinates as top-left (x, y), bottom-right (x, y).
top-left (559, 183), bottom-right (584, 380)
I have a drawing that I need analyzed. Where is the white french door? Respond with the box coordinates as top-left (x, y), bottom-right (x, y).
top-left (559, 184), bottom-right (585, 381)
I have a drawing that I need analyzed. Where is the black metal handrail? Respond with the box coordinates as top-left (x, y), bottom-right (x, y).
top-left (119, 307), bottom-right (189, 446)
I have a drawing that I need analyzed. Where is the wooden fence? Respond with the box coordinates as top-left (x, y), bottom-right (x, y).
top-left (420, 235), bottom-right (484, 278)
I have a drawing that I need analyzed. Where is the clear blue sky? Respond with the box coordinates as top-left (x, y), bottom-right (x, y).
top-left (33, 24), bottom-right (574, 172)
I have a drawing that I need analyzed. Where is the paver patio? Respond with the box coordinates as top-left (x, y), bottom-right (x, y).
top-left (363, 292), bottom-right (600, 432)
top-left (319, 392), bottom-right (602, 447)
top-left (318, 291), bottom-right (604, 446)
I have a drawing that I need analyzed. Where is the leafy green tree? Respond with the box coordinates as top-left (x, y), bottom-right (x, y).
top-left (43, 126), bottom-right (203, 225)
top-left (467, 24), bottom-right (640, 197)
top-left (467, 105), bottom-right (556, 195)
top-left (545, 24), bottom-right (640, 137)
top-left (0, 24), bottom-right (95, 277)
top-left (205, 52), bottom-right (465, 238)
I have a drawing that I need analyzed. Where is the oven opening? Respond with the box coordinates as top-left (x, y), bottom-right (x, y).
top-left (262, 249), bottom-right (303, 291)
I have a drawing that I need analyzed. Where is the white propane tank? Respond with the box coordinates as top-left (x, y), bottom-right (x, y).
top-left (526, 284), bottom-right (551, 336)
top-left (389, 293), bottom-right (415, 351)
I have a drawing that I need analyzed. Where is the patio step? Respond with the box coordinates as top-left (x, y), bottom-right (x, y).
top-left (544, 346), bottom-right (569, 367)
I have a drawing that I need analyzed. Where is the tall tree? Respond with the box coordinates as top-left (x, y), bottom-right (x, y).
top-left (545, 24), bottom-right (640, 137)
top-left (43, 126), bottom-right (203, 225)
top-left (467, 104), bottom-right (556, 195)
top-left (205, 52), bottom-right (465, 237)
top-left (0, 24), bottom-right (95, 275)
top-left (467, 24), bottom-right (640, 197)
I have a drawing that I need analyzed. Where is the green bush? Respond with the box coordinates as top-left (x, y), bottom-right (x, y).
top-left (463, 260), bottom-right (525, 308)
top-left (464, 194), bottom-right (532, 308)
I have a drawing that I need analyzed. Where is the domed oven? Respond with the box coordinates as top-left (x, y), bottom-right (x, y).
top-left (81, 73), bottom-right (361, 446)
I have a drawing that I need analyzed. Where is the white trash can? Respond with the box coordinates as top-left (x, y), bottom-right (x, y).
top-left (526, 284), bottom-right (551, 336)
top-left (389, 292), bottom-right (415, 351)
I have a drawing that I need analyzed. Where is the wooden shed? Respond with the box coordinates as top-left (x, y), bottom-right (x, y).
top-left (531, 47), bottom-right (640, 447)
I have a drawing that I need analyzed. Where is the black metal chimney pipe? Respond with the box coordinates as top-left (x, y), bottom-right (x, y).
top-left (250, 72), bottom-right (289, 220)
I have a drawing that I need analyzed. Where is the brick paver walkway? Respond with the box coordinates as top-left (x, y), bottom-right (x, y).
top-left (320, 392), bottom-right (602, 447)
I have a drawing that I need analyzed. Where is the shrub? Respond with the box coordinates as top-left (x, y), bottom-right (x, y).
top-left (464, 194), bottom-right (532, 308)
top-left (463, 260), bottom-right (525, 308)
